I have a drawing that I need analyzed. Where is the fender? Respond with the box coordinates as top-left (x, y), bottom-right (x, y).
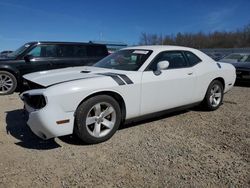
top-left (78, 89), bottom-right (127, 121)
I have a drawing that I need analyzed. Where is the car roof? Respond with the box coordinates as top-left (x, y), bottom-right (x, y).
top-left (226, 53), bottom-right (250, 56)
top-left (27, 41), bottom-right (106, 46)
top-left (123, 45), bottom-right (198, 52)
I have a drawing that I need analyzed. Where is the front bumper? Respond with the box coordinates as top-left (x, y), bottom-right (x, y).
top-left (23, 102), bottom-right (75, 140)
top-left (236, 69), bottom-right (250, 79)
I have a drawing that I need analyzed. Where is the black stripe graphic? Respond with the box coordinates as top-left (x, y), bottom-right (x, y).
top-left (116, 74), bottom-right (133, 84)
top-left (100, 72), bottom-right (134, 85)
top-left (98, 73), bottom-right (126, 85)
top-left (46, 76), bottom-right (101, 87)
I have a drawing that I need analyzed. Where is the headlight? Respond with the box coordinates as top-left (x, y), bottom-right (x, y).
top-left (22, 94), bottom-right (47, 109)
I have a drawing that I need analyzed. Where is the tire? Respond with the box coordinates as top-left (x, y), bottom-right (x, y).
top-left (0, 71), bottom-right (17, 95)
top-left (75, 95), bottom-right (122, 144)
top-left (202, 80), bottom-right (224, 111)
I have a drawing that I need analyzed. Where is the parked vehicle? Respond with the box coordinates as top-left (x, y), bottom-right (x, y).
top-left (0, 50), bottom-right (13, 58)
top-left (21, 46), bottom-right (236, 144)
top-left (205, 52), bottom-right (225, 61)
top-left (220, 53), bottom-right (250, 63)
top-left (220, 53), bottom-right (250, 80)
top-left (0, 41), bottom-right (108, 95)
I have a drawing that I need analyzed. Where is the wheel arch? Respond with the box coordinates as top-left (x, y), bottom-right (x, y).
top-left (201, 77), bottom-right (225, 110)
top-left (76, 90), bottom-right (127, 123)
top-left (212, 77), bottom-right (225, 90)
top-left (202, 77), bottom-right (225, 101)
top-left (0, 66), bottom-right (20, 82)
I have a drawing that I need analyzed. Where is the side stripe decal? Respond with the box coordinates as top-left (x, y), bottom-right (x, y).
top-left (98, 73), bottom-right (126, 85)
top-left (45, 76), bottom-right (101, 87)
top-left (115, 74), bottom-right (134, 84)
top-left (97, 72), bottom-right (134, 85)
top-left (99, 72), bottom-right (134, 85)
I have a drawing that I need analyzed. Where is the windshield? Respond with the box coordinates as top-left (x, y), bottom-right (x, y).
top-left (239, 55), bottom-right (250, 62)
top-left (8, 43), bottom-right (32, 57)
top-left (94, 49), bottom-right (152, 71)
top-left (223, 54), bottom-right (244, 60)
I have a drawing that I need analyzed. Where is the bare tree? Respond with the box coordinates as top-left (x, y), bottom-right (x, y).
top-left (139, 24), bottom-right (250, 48)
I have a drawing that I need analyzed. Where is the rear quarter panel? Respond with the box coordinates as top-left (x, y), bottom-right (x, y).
top-left (194, 61), bottom-right (236, 102)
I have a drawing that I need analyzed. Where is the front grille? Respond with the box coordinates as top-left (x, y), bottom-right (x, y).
top-left (22, 94), bottom-right (46, 109)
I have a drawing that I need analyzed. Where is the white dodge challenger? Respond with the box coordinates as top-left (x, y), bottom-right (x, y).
top-left (21, 46), bottom-right (236, 144)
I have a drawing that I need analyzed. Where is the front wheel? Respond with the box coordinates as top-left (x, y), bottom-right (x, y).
top-left (75, 95), bottom-right (122, 144)
top-left (0, 71), bottom-right (17, 95)
top-left (203, 80), bottom-right (224, 111)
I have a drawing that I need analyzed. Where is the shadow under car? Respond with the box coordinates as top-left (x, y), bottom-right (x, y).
top-left (5, 109), bottom-right (61, 150)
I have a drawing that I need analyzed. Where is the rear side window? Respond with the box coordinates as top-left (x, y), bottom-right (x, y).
top-left (57, 45), bottom-right (87, 58)
top-left (28, 44), bottom-right (107, 58)
top-left (87, 45), bottom-right (108, 57)
top-left (184, 51), bottom-right (202, 66)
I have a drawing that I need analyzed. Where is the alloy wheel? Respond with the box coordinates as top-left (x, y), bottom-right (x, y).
top-left (209, 84), bottom-right (222, 107)
top-left (85, 102), bottom-right (116, 138)
top-left (0, 73), bottom-right (14, 94)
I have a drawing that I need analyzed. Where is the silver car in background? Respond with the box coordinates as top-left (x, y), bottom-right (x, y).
top-left (220, 53), bottom-right (250, 80)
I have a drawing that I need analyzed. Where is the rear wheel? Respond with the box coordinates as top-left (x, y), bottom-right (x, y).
top-left (0, 71), bottom-right (17, 95)
top-left (75, 95), bottom-right (121, 144)
top-left (203, 80), bottom-right (224, 110)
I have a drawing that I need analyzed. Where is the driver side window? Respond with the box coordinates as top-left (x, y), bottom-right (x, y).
top-left (28, 46), bottom-right (41, 57)
top-left (148, 51), bottom-right (188, 71)
top-left (28, 45), bottom-right (57, 57)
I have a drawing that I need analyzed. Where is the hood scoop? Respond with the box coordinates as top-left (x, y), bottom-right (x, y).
top-left (81, 70), bottom-right (91, 73)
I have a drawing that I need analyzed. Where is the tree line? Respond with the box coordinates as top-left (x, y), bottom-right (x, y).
top-left (139, 24), bottom-right (250, 49)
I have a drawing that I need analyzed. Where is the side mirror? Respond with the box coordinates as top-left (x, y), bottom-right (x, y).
top-left (154, 61), bottom-right (169, 75)
top-left (23, 55), bottom-right (33, 62)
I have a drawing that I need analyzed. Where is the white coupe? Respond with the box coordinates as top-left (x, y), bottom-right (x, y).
top-left (21, 46), bottom-right (236, 144)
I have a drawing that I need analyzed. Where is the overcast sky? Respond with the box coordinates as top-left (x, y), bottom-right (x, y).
top-left (0, 0), bottom-right (249, 51)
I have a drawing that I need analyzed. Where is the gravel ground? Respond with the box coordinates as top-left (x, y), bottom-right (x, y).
top-left (0, 82), bottom-right (249, 188)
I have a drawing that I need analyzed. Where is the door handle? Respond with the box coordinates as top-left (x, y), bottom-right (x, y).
top-left (187, 72), bottom-right (193, 75)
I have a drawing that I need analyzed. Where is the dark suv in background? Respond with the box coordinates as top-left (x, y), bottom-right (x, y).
top-left (0, 51), bottom-right (13, 58)
top-left (0, 41), bottom-right (108, 95)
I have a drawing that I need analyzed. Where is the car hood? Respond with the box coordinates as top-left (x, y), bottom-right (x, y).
top-left (23, 66), bottom-right (134, 87)
top-left (230, 62), bottom-right (250, 69)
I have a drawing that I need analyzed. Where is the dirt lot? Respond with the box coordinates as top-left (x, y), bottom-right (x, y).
top-left (0, 82), bottom-right (249, 188)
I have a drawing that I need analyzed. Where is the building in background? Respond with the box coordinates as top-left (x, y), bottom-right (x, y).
top-left (90, 41), bottom-right (127, 53)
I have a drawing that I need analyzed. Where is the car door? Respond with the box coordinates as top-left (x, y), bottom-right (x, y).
top-left (24, 57), bottom-right (54, 74)
top-left (17, 45), bottom-right (54, 75)
top-left (140, 51), bottom-right (197, 115)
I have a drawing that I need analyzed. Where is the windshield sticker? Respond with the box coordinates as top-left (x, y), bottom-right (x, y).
top-left (133, 50), bottom-right (149, 55)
